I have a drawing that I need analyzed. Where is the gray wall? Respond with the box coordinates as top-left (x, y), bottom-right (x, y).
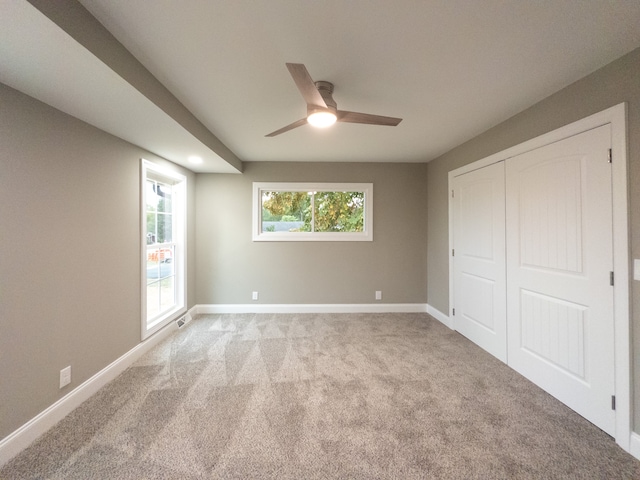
top-left (196, 162), bottom-right (428, 305)
top-left (426, 47), bottom-right (640, 428)
top-left (0, 83), bottom-right (196, 439)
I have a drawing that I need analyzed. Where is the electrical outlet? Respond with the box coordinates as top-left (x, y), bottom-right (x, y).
top-left (252, 291), bottom-right (259, 301)
top-left (375, 291), bottom-right (382, 301)
top-left (59, 366), bottom-right (71, 389)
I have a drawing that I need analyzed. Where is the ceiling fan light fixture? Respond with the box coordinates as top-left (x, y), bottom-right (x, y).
top-left (307, 110), bottom-right (337, 128)
top-left (264, 63), bottom-right (402, 137)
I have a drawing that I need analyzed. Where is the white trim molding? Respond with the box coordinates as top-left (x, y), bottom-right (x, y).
top-left (629, 433), bottom-right (640, 461)
top-left (196, 303), bottom-right (428, 314)
top-left (426, 304), bottom-right (453, 329)
top-left (0, 305), bottom-right (198, 467)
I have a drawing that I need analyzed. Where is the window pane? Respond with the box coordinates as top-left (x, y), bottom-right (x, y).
top-left (159, 246), bottom-right (174, 271)
top-left (147, 247), bottom-right (174, 282)
top-left (147, 250), bottom-right (160, 284)
top-left (156, 184), bottom-right (172, 213)
top-left (146, 212), bottom-right (157, 244)
top-left (146, 180), bottom-right (159, 211)
top-left (147, 280), bottom-right (160, 319)
top-left (157, 213), bottom-right (172, 243)
top-left (159, 276), bottom-right (176, 312)
top-left (314, 191), bottom-right (364, 232)
top-left (147, 248), bottom-right (175, 318)
top-left (261, 191), bottom-right (311, 232)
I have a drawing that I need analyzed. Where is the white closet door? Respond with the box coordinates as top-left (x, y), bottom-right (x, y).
top-left (506, 125), bottom-right (615, 435)
top-left (452, 161), bottom-right (507, 362)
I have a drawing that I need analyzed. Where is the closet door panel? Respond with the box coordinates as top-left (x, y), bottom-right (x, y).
top-left (452, 161), bottom-right (506, 362)
top-left (506, 125), bottom-right (615, 435)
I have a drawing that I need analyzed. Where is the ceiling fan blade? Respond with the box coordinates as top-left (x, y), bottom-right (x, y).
top-left (286, 63), bottom-right (327, 108)
top-left (265, 118), bottom-right (308, 137)
top-left (337, 110), bottom-right (402, 126)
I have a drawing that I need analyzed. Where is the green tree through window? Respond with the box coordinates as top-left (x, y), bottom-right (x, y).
top-left (314, 191), bottom-right (364, 232)
top-left (262, 190), bottom-right (364, 233)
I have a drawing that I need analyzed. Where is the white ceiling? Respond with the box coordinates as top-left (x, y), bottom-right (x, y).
top-left (3, 1), bottom-right (640, 172)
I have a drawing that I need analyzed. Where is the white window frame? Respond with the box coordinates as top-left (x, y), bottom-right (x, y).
top-left (252, 182), bottom-right (373, 242)
top-left (141, 159), bottom-right (187, 339)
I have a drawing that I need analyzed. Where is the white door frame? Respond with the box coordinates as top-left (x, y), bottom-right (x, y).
top-left (448, 103), bottom-right (630, 452)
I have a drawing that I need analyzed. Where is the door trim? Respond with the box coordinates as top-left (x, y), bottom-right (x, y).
top-left (448, 103), bottom-right (630, 452)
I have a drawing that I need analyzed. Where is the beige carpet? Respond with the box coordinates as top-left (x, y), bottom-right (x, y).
top-left (2, 312), bottom-right (639, 479)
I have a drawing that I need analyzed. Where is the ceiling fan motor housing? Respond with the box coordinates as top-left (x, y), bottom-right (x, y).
top-left (308, 80), bottom-right (337, 116)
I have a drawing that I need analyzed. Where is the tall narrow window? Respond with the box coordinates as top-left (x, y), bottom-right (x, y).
top-left (142, 160), bottom-right (186, 338)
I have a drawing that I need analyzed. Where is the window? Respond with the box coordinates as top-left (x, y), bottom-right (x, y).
top-left (142, 160), bottom-right (186, 338)
top-left (252, 182), bottom-right (373, 241)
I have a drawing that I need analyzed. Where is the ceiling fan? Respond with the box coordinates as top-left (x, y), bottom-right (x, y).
top-left (265, 63), bottom-right (402, 137)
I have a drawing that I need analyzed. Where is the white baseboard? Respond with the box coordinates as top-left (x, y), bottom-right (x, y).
top-left (0, 305), bottom-right (198, 467)
top-left (195, 303), bottom-right (428, 314)
top-left (426, 304), bottom-right (453, 329)
top-left (629, 432), bottom-right (640, 460)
